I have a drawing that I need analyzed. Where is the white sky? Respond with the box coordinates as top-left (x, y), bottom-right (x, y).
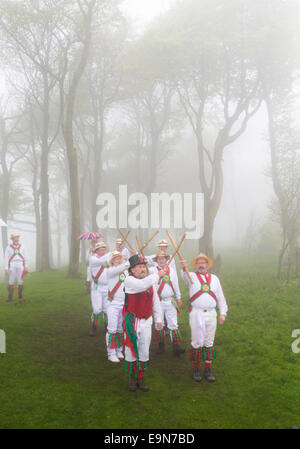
top-left (120, 0), bottom-right (174, 29)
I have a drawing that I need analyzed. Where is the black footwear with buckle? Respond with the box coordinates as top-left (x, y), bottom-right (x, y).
top-left (128, 378), bottom-right (137, 392)
top-left (193, 368), bottom-right (202, 382)
top-left (204, 368), bottom-right (215, 382)
top-left (137, 377), bottom-right (149, 392)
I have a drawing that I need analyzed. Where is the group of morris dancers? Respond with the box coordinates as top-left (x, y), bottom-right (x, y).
top-left (86, 235), bottom-right (228, 392)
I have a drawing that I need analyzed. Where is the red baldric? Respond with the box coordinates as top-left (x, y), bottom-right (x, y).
top-left (188, 272), bottom-right (217, 312)
top-left (157, 266), bottom-right (176, 300)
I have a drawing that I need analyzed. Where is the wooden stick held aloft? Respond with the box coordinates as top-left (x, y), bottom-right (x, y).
top-left (166, 230), bottom-right (193, 284)
top-left (118, 228), bottom-right (135, 252)
top-left (167, 233), bottom-right (186, 267)
top-left (136, 235), bottom-right (149, 274)
top-left (119, 230), bottom-right (131, 247)
top-left (141, 230), bottom-right (159, 251)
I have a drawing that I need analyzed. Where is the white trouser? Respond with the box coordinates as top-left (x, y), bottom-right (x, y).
top-left (189, 308), bottom-right (217, 349)
top-left (91, 284), bottom-right (105, 315)
top-left (155, 298), bottom-right (178, 331)
top-left (100, 287), bottom-right (109, 315)
top-left (9, 262), bottom-right (24, 285)
top-left (125, 316), bottom-right (153, 363)
top-left (106, 301), bottom-right (124, 355)
top-left (86, 266), bottom-right (92, 282)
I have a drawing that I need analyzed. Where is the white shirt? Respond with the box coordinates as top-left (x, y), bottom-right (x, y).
top-left (106, 261), bottom-right (129, 302)
top-left (90, 253), bottom-right (111, 288)
top-left (124, 272), bottom-right (162, 324)
top-left (121, 247), bottom-right (130, 260)
top-left (150, 266), bottom-right (181, 300)
top-left (86, 247), bottom-right (94, 264)
top-left (181, 270), bottom-right (228, 316)
top-left (5, 244), bottom-right (26, 270)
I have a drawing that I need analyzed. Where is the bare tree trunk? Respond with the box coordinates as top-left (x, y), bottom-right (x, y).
top-left (62, 0), bottom-right (96, 277)
top-left (40, 75), bottom-right (51, 270)
top-left (33, 173), bottom-right (42, 271)
top-left (0, 151), bottom-right (10, 254)
top-left (277, 238), bottom-right (288, 280)
top-left (91, 108), bottom-right (104, 231)
top-left (265, 94), bottom-right (290, 280)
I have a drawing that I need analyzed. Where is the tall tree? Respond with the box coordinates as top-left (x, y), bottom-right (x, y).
top-left (0, 0), bottom-right (66, 270)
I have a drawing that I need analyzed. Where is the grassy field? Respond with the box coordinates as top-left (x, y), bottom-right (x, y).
top-left (0, 259), bottom-right (299, 429)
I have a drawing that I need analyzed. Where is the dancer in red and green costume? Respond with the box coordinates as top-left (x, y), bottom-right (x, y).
top-left (123, 254), bottom-right (164, 392)
top-left (150, 251), bottom-right (185, 357)
top-left (180, 253), bottom-right (228, 383)
top-left (4, 233), bottom-right (28, 303)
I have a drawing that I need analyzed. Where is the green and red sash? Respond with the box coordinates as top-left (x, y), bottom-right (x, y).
top-left (157, 266), bottom-right (176, 299)
top-left (108, 272), bottom-right (126, 301)
top-left (188, 272), bottom-right (217, 312)
top-left (123, 309), bottom-right (139, 360)
top-left (92, 265), bottom-right (105, 284)
top-left (9, 244), bottom-right (27, 279)
top-left (8, 244), bottom-right (24, 266)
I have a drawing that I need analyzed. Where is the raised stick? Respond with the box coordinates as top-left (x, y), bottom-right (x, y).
top-left (167, 233), bottom-right (186, 268)
top-left (119, 230), bottom-right (131, 247)
top-left (136, 235), bottom-right (149, 274)
top-left (166, 230), bottom-right (193, 284)
top-left (158, 234), bottom-right (186, 285)
top-left (141, 230), bottom-right (159, 251)
top-left (118, 228), bottom-right (135, 252)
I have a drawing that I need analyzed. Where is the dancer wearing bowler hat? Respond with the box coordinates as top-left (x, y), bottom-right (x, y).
top-left (123, 254), bottom-right (164, 392)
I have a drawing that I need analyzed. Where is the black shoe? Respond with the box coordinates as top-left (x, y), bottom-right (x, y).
top-left (128, 378), bottom-right (137, 392)
top-left (204, 368), bottom-right (215, 382)
top-left (6, 297), bottom-right (12, 302)
top-left (173, 344), bottom-right (185, 357)
top-left (137, 377), bottom-right (149, 392)
top-left (156, 342), bottom-right (165, 354)
top-left (89, 324), bottom-right (97, 337)
top-left (193, 368), bottom-right (202, 382)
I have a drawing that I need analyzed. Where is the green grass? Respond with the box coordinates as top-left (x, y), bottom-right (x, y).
top-left (0, 261), bottom-right (299, 429)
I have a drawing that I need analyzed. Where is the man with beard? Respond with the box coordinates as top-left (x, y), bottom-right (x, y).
top-left (123, 254), bottom-right (164, 392)
top-left (180, 253), bottom-right (228, 383)
top-left (4, 233), bottom-right (28, 303)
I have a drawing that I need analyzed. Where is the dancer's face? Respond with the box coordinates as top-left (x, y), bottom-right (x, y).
top-left (131, 264), bottom-right (147, 278)
top-left (112, 255), bottom-right (123, 266)
top-left (96, 247), bottom-right (106, 257)
top-left (157, 256), bottom-right (167, 268)
top-left (196, 258), bottom-right (208, 273)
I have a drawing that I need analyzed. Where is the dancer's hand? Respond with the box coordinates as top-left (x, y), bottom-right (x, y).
top-left (219, 315), bottom-right (226, 325)
top-left (176, 298), bottom-right (182, 307)
top-left (180, 260), bottom-right (187, 269)
top-left (157, 322), bottom-right (163, 329)
top-left (5, 269), bottom-right (9, 276)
